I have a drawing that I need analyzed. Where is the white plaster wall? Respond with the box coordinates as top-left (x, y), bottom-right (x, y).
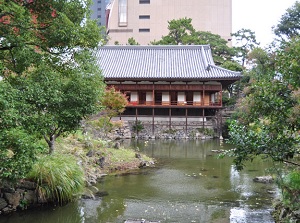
top-left (146, 92), bottom-right (153, 102)
top-left (193, 92), bottom-right (201, 102)
top-left (131, 91), bottom-right (138, 101)
top-left (178, 92), bottom-right (185, 102)
top-left (162, 92), bottom-right (170, 102)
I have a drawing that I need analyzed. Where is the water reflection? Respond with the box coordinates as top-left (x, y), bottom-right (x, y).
top-left (0, 139), bottom-right (277, 223)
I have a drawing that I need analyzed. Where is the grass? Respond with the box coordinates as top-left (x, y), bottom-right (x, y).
top-left (27, 154), bottom-right (85, 204)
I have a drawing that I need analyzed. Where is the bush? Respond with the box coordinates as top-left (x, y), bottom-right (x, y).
top-left (280, 170), bottom-right (300, 210)
top-left (197, 127), bottom-right (215, 137)
top-left (0, 128), bottom-right (43, 181)
top-left (27, 154), bottom-right (85, 204)
top-left (132, 120), bottom-right (144, 134)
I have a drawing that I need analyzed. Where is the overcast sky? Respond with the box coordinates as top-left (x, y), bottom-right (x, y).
top-left (232, 0), bottom-right (298, 47)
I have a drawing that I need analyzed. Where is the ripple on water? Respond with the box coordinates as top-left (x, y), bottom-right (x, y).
top-left (230, 207), bottom-right (275, 223)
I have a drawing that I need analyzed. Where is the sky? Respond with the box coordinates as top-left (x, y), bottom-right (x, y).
top-left (232, 0), bottom-right (298, 47)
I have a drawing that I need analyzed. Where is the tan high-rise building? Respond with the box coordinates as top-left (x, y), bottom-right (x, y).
top-left (106, 0), bottom-right (232, 45)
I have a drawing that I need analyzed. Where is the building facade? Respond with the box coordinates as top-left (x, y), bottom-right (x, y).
top-left (90, 0), bottom-right (110, 26)
top-left (94, 45), bottom-right (241, 135)
top-left (106, 0), bottom-right (232, 45)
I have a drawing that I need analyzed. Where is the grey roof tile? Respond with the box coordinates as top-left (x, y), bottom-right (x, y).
top-left (94, 45), bottom-right (241, 80)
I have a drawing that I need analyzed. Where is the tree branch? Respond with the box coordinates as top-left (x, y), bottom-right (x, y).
top-left (283, 160), bottom-right (300, 167)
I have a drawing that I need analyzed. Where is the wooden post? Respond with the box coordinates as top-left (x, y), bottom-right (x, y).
top-left (169, 108), bottom-right (171, 130)
top-left (152, 108), bottom-right (154, 135)
top-left (135, 107), bottom-right (138, 135)
top-left (185, 108), bottom-right (188, 135)
top-left (202, 109), bottom-right (205, 129)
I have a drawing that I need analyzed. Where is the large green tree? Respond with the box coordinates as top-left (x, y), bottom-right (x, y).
top-left (0, 0), bottom-right (105, 179)
top-left (226, 5), bottom-right (300, 216)
top-left (231, 28), bottom-right (260, 67)
top-left (151, 18), bottom-right (236, 66)
top-left (274, 1), bottom-right (300, 39)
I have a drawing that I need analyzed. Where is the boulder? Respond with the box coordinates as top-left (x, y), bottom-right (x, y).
top-left (0, 198), bottom-right (8, 209)
top-left (18, 181), bottom-right (36, 190)
top-left (24, 190), bottom-right (37, 204)
top-left (253, 175), bottom-right (274, 183)
top-left (4, 192), bottom-right (21, 208)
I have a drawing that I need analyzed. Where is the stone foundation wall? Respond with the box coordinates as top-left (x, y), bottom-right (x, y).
top-left (0, 181), bottom-right (45, 214)
top-left (107, 119), bottom-right (219, 140)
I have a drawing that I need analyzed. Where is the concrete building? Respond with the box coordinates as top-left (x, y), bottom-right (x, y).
top-left (106, 0), bottom-right (232, 45)
top-left (90, 0), bottom-right (110, 26)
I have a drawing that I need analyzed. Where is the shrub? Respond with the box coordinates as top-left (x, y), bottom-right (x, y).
top-left (0, 128), bottom-right (44, 181)
top-left (280, 170), bottom-right (300, 210)
top-left (27, 154), bottom-right (85, 204)
top-left (197, 127), bottom-right (215, 137)
top-left (132, 120), bottom-right (144, 134)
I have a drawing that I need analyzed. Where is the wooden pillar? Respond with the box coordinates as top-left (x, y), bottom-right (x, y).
top-left (152, 108), bottom-right (154, 135)
top-left (202, 109), bottom-right (205, 129)
top-left (220, 108), bottom-right (223, 138)
top-left (169, 108), bottom-right (171, 130)
top-left (185, 108), bottom-right (188, 135)
top-left (152, 82), bottom-right (155, 105)
top-left (220, 86), bottom-right (223, 107)
top-left (202, 82), bottom-right (205, 106)
top-left (135, 107), bottom-right (138, 135)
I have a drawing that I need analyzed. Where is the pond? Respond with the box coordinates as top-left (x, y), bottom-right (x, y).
top-left (0, 139), bottom-right (278, 223)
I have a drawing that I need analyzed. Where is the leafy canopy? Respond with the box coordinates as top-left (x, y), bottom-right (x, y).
top-left (274, 1), bottom-right (300, 39)
top-left (151, 18), bottom-right (235, 65)
top-left (0, 0), bottom-right (106, 180)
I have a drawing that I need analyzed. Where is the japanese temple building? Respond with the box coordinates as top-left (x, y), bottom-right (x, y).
top-left (94, 45), bottom-right (241, 135)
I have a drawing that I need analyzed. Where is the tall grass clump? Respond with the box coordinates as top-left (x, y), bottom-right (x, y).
top-left (27, 154), bottom-right (85, 204)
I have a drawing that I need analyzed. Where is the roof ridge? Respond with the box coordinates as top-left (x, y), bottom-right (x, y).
top-left (98, 45), bottom-right (211, 50)
top-left (209, 64), bottom-right (242, 75)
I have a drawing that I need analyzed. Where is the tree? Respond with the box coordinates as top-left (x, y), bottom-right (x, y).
top-left (0, 81), bottom-right (42, 180)
top-left (274, 1), bottom-right (300, 39)
top-left (100, 87), bottom-right (128, 120)
top-left (0, 0), bottom-right (104, 76)
top-left (151, 18), bottom-right (235, 65)
top-left (276, 37), bottom-right (300, 89)
top-left (226, 22), bottom-right (300, 169)
top-left (231, 28), bottom-right (260, 67)
top-left (0, 0), bottom-right (106, 157)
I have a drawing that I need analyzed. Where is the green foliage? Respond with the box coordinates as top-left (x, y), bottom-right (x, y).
top-left (163, 129), bottom-right (177, 134)
top-left (276, 37), bottom-right (300, 89)
top-left (151, 18), bottom-right (235, 65)
top-left (0, 0), bottom-right (103, 76)
top-left (227, 78), bottom-right (299, 169)
top-left (274, 1), bottom-right (300, 38)
top-left (127, 37), bottom-right (140, 45)
top-left (27, 154), bottom-right (85, 204)
top-left (101, 87), bottom-right (128, 120)
top-left (132, 120), bottom-right (144, 134)
top-left (231, 28), bottom-right (260, 67)
top-left (197, 128), bottom-right (215, 137)
top-left (0, 0), bottom-right (106, 155)
top-left (0, 128), bottom-right (44, 181)
top-left (280, 170), bottom-right (300, 210)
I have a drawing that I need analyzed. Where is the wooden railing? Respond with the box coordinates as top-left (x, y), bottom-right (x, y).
top-left (113, 84), bottom-right (222, 91)
top-left (127, 101), bottom-right (222, 107)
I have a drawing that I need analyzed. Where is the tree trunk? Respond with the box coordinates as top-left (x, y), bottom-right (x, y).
top-left (46, 135), bottom-right (56, 154)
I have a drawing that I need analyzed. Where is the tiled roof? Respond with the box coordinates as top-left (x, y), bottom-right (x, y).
top-left (94, 45), bottom-right (241, 81)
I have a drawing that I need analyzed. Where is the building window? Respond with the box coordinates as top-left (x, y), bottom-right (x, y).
top-left (139, 15), bottom-right (150, 19)
top-left (118, 0), bottom-right (127, 26)
top-left (139, 0), bottom-right (150, 4)
top-left (98, 0), bottom-right (101, 3)
top-left (97, 8), bottom-right (101, 11)
top-left (139, 28), bottom-right (150, 32)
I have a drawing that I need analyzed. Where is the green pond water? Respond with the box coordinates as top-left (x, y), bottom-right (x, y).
top-left (0, 139), bottom-right (278, 223)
